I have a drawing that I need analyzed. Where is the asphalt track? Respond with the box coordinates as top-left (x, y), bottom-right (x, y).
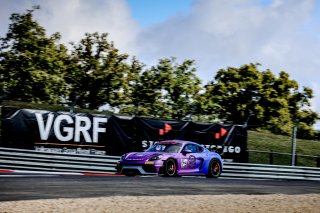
top-left (0, 175), bottom-right (320, 202)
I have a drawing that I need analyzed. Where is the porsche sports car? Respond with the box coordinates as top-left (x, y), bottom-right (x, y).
top-left (116, 140), bottom-right (223, 178)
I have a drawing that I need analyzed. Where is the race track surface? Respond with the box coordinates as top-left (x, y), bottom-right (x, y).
top-left (0, 176), bottom-right (319, 201)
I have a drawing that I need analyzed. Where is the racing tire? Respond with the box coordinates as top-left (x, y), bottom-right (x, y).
top-left (206, 159), bottom-right (221, 178)
top-left (163, 158), bottom-right (178, 177)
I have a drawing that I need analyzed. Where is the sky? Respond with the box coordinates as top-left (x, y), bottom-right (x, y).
top-left (1, 0), bottom-right (320, 128)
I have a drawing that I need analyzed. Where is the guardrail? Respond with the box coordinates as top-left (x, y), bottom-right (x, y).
top-left (0, 147), bottom-right (119, 173)
top-left (0, 147), bottom-right (320, 181)
top-left (222, 162), bottom-right (320, 181)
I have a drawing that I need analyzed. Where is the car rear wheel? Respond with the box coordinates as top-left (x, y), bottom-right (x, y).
top-left (206, 159), bottom-right (221, 178)
top-left (163, 158), bottom-right (178, 177)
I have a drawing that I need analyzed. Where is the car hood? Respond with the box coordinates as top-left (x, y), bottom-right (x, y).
top-left (125, 152), bottom-right (167, 161)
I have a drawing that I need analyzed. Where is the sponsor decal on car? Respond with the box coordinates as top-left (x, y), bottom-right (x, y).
top-left (145, 161), bottom-right (154, 165)
top-left (188, 155), bottom-right (196, 169)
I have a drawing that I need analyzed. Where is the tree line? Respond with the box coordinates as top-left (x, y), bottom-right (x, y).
top-left (0, 8), bottom-right (318, 139)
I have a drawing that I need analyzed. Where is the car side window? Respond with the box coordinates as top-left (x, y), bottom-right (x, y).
top-left (197, 145), bottom-right (204, 153)
top-left (183, 144), bottom-right (197, 153)
top-left (183, 144), bottom-right (204, 153)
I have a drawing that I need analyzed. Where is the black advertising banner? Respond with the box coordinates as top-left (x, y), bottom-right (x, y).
top-left (135, 118), bottom-right (248, 162)
top-left (1, 107), bottom-right (248, 162)
top-left (1, 107), bottom-right (112, 155)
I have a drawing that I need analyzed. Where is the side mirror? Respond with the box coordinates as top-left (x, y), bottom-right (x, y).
top-left (215, 147), bottom-right (223, 154)
top-left (211, 146), bottom-right (217, 152)
top-left (210, 146), bottom-right (223, 154)
top-left (182, 149), bottom-right (192, 155)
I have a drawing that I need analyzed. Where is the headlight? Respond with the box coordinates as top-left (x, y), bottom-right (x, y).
top-left (121, 154), bottom-right (126, 160)
top-left (149, 155), bottom-right (163, 161)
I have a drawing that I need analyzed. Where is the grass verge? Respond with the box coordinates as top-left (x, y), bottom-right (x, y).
top-left (248, 130), bottom-right (320, 167)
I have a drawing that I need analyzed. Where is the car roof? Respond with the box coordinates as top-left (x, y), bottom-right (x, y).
top-left (158, 140), bottom-right (199, 146)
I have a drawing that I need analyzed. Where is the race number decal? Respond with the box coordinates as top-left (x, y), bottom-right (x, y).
top-left (181, 159), bottom-right (188, 168)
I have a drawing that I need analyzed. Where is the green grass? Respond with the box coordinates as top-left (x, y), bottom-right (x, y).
top-left (248, 130), bottom-right (320, 167)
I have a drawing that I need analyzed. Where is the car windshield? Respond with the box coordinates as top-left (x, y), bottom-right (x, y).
top-left (146, 143), bottom-right (182, 153)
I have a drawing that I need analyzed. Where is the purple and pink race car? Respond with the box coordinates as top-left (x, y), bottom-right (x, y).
top-left (116, 140), bottom-right (223, 178)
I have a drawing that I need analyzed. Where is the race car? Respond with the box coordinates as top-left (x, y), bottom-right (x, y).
top-left (116, 140), bottom-right (223, 178)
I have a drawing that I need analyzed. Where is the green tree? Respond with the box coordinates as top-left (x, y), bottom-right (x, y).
top-left (119, 58), bottom-right (202, 120)
top-left (290, 87), bottom-right (319, 139)
top-left (118, 58), bottom-right (169, 117)
top-left (118, 57), bottom-right (164, 116)
top-left (204, 64), bottom-right (263, 124)
top-left (162, 58), bottom-right (202, 120)
top-left (192, 85), bottom-right (221, 122)
top-left (203, 63), bottom-right (318, 137)
top-left (150, 58), bottom-right (202, 120)
top-left (67, 32), bottom-right (129, 110)
top-left (0, 7), bottom-right (68, 104)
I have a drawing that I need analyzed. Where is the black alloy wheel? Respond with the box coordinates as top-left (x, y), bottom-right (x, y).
top-left (164, 158), bottom-right (177, 177)
top-left (206, 159), bottom-right (221, 178)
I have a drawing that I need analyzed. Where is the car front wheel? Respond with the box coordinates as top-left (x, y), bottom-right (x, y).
top-left (163, 158), bottom-right (178, 177)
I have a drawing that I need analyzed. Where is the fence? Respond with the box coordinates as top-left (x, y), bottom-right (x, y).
top-left (1, 147), bottom-right (320, 181)
top-left (248, 150), bottom-right (320, 167)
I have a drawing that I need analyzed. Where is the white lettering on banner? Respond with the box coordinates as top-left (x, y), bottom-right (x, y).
top-left (35, 113), bottom-right (107, 143)
top-left (235, 146), bottom-right (241, 153)
top-left (54, 115), bottom-right (74, 141)
top-left (204, 145), bottom-right (241, 154)
top-left (36, 113), bottom-right (54, 140)
top-left (75, 116), bottom-right (92, 142)
top-left (93, 117), bottom-right (108, 142)
top-left (142, 140), bottom-right (156, 148)
top-left (225, 146), bottom-right (234, 153)
top-left (204, 145), bottom-right (223, 150)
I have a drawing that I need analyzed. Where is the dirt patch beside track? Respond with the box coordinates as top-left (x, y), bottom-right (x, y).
top-left (0, 194), bottom-right (319, 213)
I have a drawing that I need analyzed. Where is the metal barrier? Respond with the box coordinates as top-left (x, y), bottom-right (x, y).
top-left (0, 147), bottom-right (320, 181)
top-left (0, 147), bottom-right (119, 173)
top-left (222, 162), bottom-right (320, 181)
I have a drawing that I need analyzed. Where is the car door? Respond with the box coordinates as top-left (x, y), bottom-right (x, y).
top-left (178, 144), bottom-right (204, 174)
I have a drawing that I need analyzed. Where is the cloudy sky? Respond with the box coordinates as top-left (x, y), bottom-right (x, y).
top-left (1, 0), bottom-right (320, 127)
